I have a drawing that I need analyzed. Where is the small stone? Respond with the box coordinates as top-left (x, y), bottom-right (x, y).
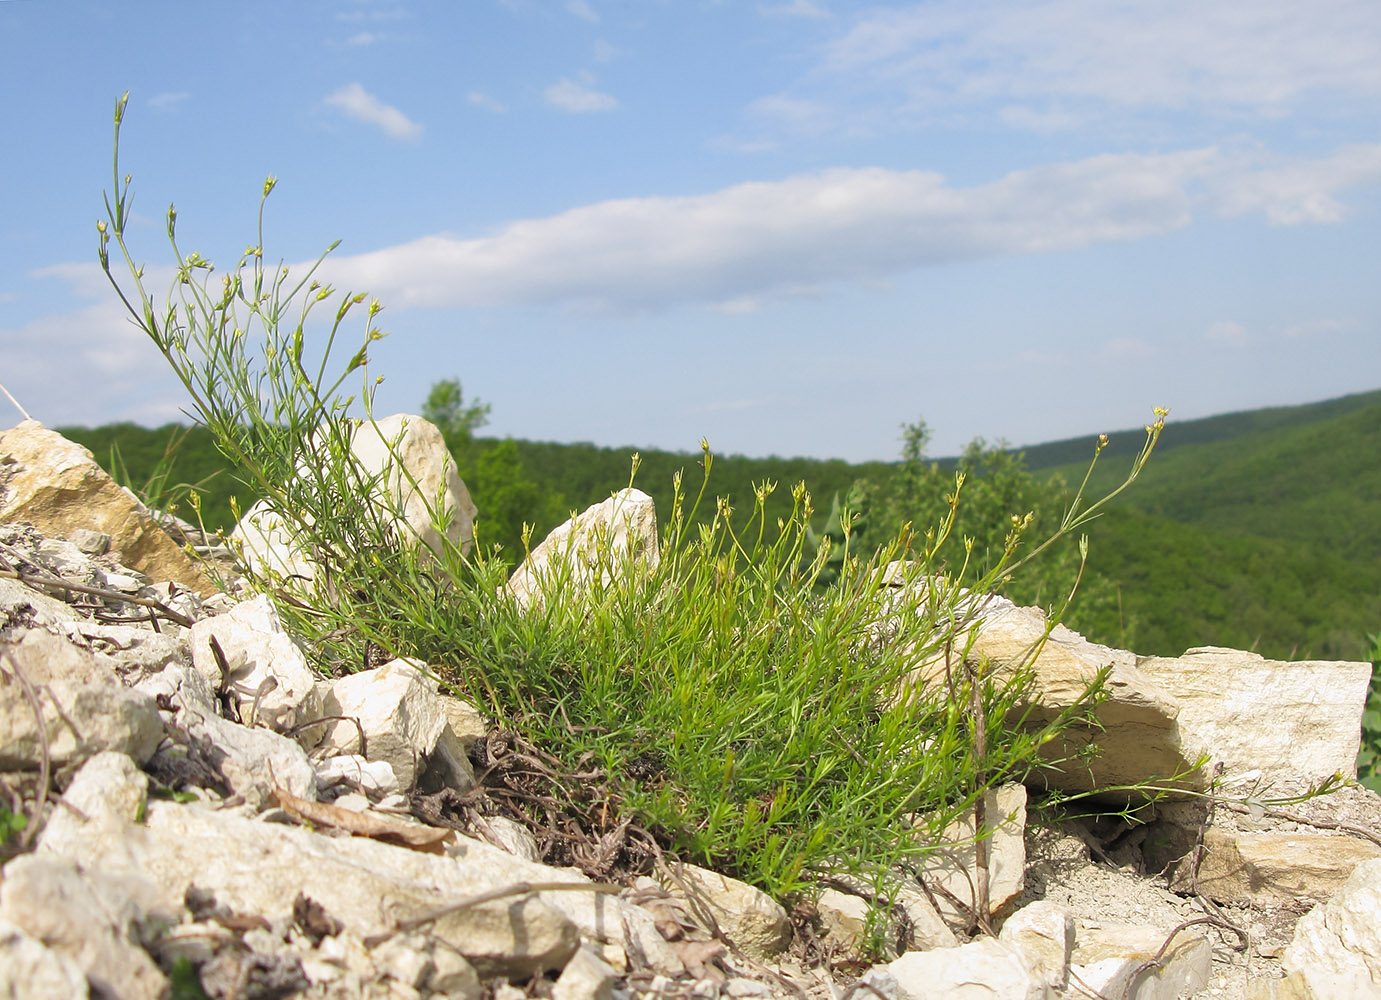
top-left (68, 528), bottom-right (111, 555)
top-left (553, 945), bottom-right (618, 1000)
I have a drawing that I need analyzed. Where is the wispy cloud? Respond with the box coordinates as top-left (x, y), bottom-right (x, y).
top-left (345, 31), bottom-right (377, 46)
top-left (760, 0), bottom-right (830, 18)
top-left (310, 142), bottom-right (1381, 315)
top-left (544, 77), bottom-right (618, 113)
top-left (759, 0), bottom-right (1381, 135)
top-left (1207, 320), bottom-right (1248, 347)
top-left (565, 0), bottom-right (599, 23)
top-left (1284, 319), bottom-right (1349, 339)
top-left (324, 83), bottom-right (423, 140)
top-left (148, 91), bottom-right (190, 111)
top-left (468, 91), bottom-right (508, 114)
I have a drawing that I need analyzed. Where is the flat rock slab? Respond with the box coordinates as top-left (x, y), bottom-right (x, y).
top-left (1173, 827), bottom-right (1381, 905)
top-left (1137, 646), bottom-right (1371, 795)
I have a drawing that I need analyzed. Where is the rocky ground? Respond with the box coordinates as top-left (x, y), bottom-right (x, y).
top-left (3, 416), bottom-right (1381, 1000)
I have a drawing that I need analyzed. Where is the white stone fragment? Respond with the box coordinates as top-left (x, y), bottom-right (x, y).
top-left (658, 863), bottom-right (791, 960)
top-left (189, 593), bottom-right (323, 741)
top-left (553, 944), bottom-right (618, 1000)
top-left (1283, 856), bottom-right (1381, 997)
top-left (0, 630), bottom-right (163, 769)
top-left (507, 488), bottom-right (659, 610)
top-left (0, 855), bottom-right (168, 1000)
top-left (998, 900), bottom-right (1074, 993)
top-left (319, 657), bottom-right (448, 789)
top-left (1070, 922), bottom-right (1212, 1000)
top-left (315, 754), bottom-right (401, 797)
top-left (864, 938), bottom-right (1045, 1000)
top-left (0, 919), bottom-right (90, 1000)
top-left (921, 782), bottom-right (1028, 922)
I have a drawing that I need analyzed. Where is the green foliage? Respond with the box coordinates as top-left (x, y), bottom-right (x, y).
top-left (1358, 632), bottom-right (1381, 794)
top-left (421, 377), bottom-right (491, 458)
top-left (59, 422), bottom-right (240, 532)
top-left (99, 96), bottom-right (1161, 911)
top-left (802, 484), bottom-right (867, 588)
top-left (464, 437), bottom-right (569, 560)
top-left (0, 803), bottom-right (27, 845)
top-left (853, 419), bottom-right (1130, 633)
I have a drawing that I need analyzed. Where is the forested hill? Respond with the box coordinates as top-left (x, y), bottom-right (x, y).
top-left (1016, 388), bottom-right (1381, 472)
top-left (53, 386), bottom-right (1381, 661)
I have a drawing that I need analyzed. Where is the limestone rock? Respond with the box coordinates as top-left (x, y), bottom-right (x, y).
top-left (0, 420), bottom-right (214, 595)
top-left (815, 888), bottom-right (872, 959)
top-left (37, 751), bottom-right (152, 868)
top-left (1283, 858), bottom-right (1381, 996)
top-left (998, 900), bottom-right (1074, 993)
top-left (137, 663), bottom-right (318, 809)
top-left (1137, 646), bottom-right (1371, 795)
top-left (315, 754), bottom-right (401, 797)
top-left (1069, 922), bottom-right (1212, 1000)
top-left (230, 413), bottom-right (478, 586)
top-left (49, 797), bottom-right (579, 978)
top-left (0, 920), bottom-right (90, 1000)
top-left (899, 595), bottom-right (1197, 795)
top-left (657, 863), bottom-right (791, 960)
top-left (0, 630), bottom-right (163, 769)
top-left (553, 944), bottom-right (618, 1000)
top-left (52, 620), bottom-right (189, 684)
top-left (439, 692), bottom-right (489, 748)
top-left (921, 782), bottom-right (1028, 923)
top-left (228, 498), bottom-right (317, 584)
top-left (507, 488), bottom-right (659, 609)
top-left (0, 854), bottom-right (168, 1000)
top-left (347, 412), bottom-right (479, 559)
top-left (0, 574), bottom-right (82, 632)
top-left (319, 657), bottom-right (449, 789)
top-left (1171, 827), bottom-right (1381, 905)
top-left (189, 593), bottom-right (323, 741)
top-left (863, 938), bottom-right (1044, 1000)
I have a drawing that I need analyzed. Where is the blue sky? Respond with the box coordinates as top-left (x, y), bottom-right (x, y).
top-left (2, 0), bottom-right (1378, 461)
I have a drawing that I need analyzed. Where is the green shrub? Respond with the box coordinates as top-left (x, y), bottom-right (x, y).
top-left (98, 92), bottom-right (1167, 915)
top-left (1358, 631), bottom-right (1381, 793)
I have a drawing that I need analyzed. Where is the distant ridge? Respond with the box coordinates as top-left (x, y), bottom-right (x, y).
top-left (1013, 388), bottom-right (1381, 471)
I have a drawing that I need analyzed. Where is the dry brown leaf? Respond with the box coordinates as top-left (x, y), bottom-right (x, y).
top-left (271, 781), bottom-right (451, 853)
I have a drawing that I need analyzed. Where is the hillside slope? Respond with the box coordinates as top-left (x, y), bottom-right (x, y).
top-left (53, 386), bottom-right (1381, 662)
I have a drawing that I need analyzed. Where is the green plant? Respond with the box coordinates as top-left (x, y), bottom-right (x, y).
top-left (99, 92), bottom-right (1169, 928)
top-left (1357, 631), bottom-right (1381, 793)
top-left (0, 803), bottom-right (27, 846)
top-left (106, 423), bottom-right (222, 522)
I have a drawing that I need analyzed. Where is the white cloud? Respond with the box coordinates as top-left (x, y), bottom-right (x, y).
top-left (760, 0), bottom-right (830, 18)
top-left (544, 77), bottom-right (618, 113)
top-left (324, 83), bottom-right (423, 140)
top-left (1201, 144), bottom-right (1381, 225)
top-left (1207, 320), bottom-right (1248, 347)
top-left (1283, 319), bottom-right (1348, 339)
top-left (565, 0), bottom-right (598, 23)
top-left (0, 298), bottom-right (190, 428)
top-left (814, 0), bottom-right (1381, 125)
top-left (593, 39), bottom-right (619, 63)
top-left (309, 142), bottom-right (1380, 315)
top-left (148, 91), bottom-right (190, 111)
top-left (345, 31), bottom-right (377, 46)
top-left (468, 91), bottom-right (508, 114)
